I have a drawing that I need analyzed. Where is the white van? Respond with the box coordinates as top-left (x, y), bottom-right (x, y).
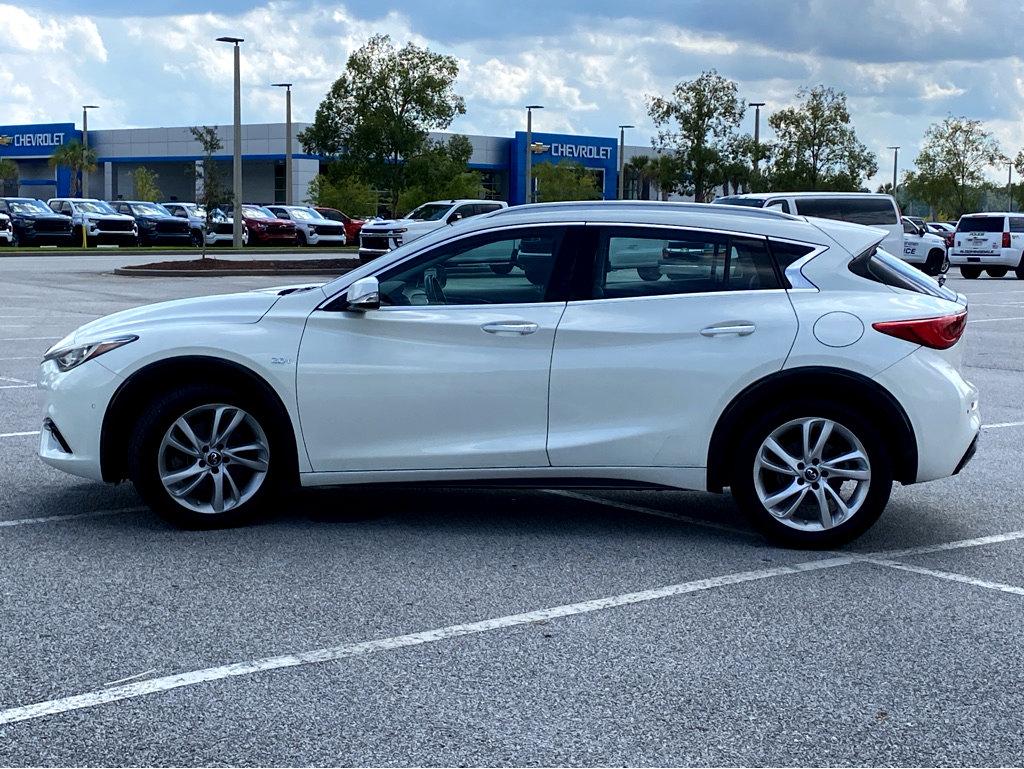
top-left (713, 192), bottom-right (948, 276)
top-left (950, 212), bottom-right (1024, 279)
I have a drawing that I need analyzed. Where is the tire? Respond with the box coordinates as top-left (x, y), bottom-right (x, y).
top-left (986, 267), bottom-right (1008, 278)
top-left (729, 400), bottom-right (893, 548)
top-left (637, 266), bottom-right (662, 281)
top-left (127, 383), bottom-right (288, 528)
top-left (1016, 259), bottom-right (1024, 280)
top-left (490, 263), bottom-right (514, 275)
top-left (960, 266), bottom-right (982, 279)
top-left (297, 231), bottom-right (307, 247)
top-left (924, 249), bottom-right (948, 276)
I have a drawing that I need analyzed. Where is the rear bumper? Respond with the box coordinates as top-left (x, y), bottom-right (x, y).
top-left (950, 248), bottom-right (1021, 267)
top-left (873, 349), bottom-right (980, 483)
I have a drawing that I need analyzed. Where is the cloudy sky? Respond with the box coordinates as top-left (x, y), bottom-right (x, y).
top-left (3, 0), bottom-right (1021, 188)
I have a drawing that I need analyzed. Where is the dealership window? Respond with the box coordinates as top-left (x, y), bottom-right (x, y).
top-left (273, 161), bottom-right (286, 203)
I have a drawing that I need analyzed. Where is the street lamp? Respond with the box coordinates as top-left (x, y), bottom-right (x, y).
top-left (524, 105), bottom-right (543, 204)
top-left (81, 105), bottom-right (99, 198)
top-left (217, 36), bottom-right (245, 248)
top-left (887, 146), bottom-right (900, 194)
top-left (749, 102), bottom-right (765, 180)
top-left (617, 124), bottom-right (634, 200)
top-left (1006, 161), bottom-right (1014, 212)
top-left (271, 83), bottom-right (293, 205)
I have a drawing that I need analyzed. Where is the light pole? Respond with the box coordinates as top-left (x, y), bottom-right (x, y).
top-left (271, 83), bottom-right (293, 204)
top-left (617, 124), bottom-right (634, 200)
top-left (524, 105), bottom-right (543, 204)
top-left (887, 146), bottom-right (899, 194)
top-left (749, 102), bottom-right (765, 181)
top-left (218, 36), bottom-right (245, 248)
top-left (81, 105), bottom-right (99, 198)
top-left (1007, 161), bottom-right (1014, 212)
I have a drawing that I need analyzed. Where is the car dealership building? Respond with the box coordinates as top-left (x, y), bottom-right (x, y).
top-left (0, 121), bottom-right (655, 206)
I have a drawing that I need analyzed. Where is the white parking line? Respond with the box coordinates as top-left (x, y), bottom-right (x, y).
top-left (0, 336), bottom-right (60, 342)
top-left (982, 420), bottom-right (1024, 430)
top-left (0, 431), bottom-right (39, 439)
top-left (0, 376), bottom-right (30, 385)
top-left (866, 529), bottom-right (1024, 559)
top-left (0, 555), bottom-right (855, 727)
top-left (968, 316), bottom-right (1024, 324)
top-left (863, 557), bottom-right (1024, 597)
top-left (0, 384), bottom-right (34, 390)
top-left (0, 507), bottom-right (143, 529)
top-left (0, 356), bottom-right (40, 361)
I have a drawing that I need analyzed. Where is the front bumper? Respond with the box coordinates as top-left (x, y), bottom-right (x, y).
top-left (138, 230), bottom-right (192, 246)
top-left (950, 248), bottom-right (1021, 267)
top-left (249, 230), bottom-right (297, 245)
top-left (0, 229), bottom-right (11, 244)
top-left (37, 359), bottom-right (121, 482)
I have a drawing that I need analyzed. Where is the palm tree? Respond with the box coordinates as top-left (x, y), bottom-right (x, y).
top-left (624, 154), bottom-right (652, 200)
top-left (48, 140), bottom-right (98, 197)
top-left (0, 158), bottom-right (17, 196)
top-left (649, 154), bottom-right (679, 201)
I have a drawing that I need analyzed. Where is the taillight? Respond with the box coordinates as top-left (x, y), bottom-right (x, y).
top-left (1003, 232), bottom-right (1011, 248)
top-left (872, 310), bottom-right (967, 350)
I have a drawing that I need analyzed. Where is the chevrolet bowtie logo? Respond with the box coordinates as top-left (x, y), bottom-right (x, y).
top-left (0, 135), bottom-right (12, 146)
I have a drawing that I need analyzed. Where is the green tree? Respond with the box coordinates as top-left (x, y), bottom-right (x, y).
top-left (305, 174), bottom-right (378, 218)
top-left (396, 135), bottom-right (484, 214)
top-left (913, 116), bottom-right (1004, 218)
top-left (48, 140), bottom-right (98, 197)
top-left (624, 154), bottom-right (652, 199)
top-left (648, 69), bottom-right (745, 202)
top-left (648, 154), bottom-right (682, 201)
top-left (0, 158), bottom-right (17, 195)
top-left (1013, 150), bottom-right (1024, 212)
top-left (299, 34), bottom-right (465, 215)
top-left (902, 169), bottom-right (950, 219)
top-left (531, 161), bottom-right (602, 202)
top-left (189, 126), bottom-right (228, 258)
top-left (766, 86), bottom-right (877, 191)
top-left (132, 167), bottom-right (161, 202)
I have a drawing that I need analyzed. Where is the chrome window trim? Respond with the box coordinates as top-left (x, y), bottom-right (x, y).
top-left (566, 288), bottom-right (790, 306)
top-left (768, 238), bottom-right (827, 291)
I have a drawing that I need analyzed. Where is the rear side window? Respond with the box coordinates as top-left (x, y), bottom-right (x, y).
top-left (594, 229), bottom-right (781, 299)
top-left (768, 241), bottom-right (816, 271)
top-left (796, 197), bottom-right (898, 225)
top-left (849, 247), bottom-right (958, 301)
top-left (1010, 218), bottom-right (1024, 233)
top-left (958, 216), bottom-right (1004, 232)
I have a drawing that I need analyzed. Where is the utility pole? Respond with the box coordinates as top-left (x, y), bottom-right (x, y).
top-left (1007, 161), bottom-right (1014, 212)
top-left (272, 83), bottom-right (293, 204)
top-left (217, 37), bottom-right (245, 248)
top-left (887, 146), bottom-right (899, 194)
top-left (617, 124), bottom-right (634, 199)
top-left (524, 105), bottom-right (543, 204)
top-left (81, 105), bottom-right (98, 198)
top-left (749, 102), bottom-right (765, 183)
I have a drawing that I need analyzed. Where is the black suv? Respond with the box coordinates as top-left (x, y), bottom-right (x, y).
top-left (0, 197), bottom-right (74, 246)
top-left (109, 201), bottom-right (192, 246)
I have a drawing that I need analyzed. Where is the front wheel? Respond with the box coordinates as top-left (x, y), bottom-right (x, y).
top-left (925, 249), bottom-right (948, 276)
top-left (960, 266), bottom-right (982, 279)
top-left (986, 267), bottom-right (1008, 278)
top-left (128, 385), bottom-right (286, 528)
top-left (637, 266), bottom-right (662, 281)
top-left (730, 404), bottom-right (893, 548)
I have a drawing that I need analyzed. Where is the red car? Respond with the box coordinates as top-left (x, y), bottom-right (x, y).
top-left (314, 207), bottom-right (364, 244)
top-left (224, 205), bottom-right (298, 246)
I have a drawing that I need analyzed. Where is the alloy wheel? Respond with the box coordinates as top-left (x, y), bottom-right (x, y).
top-left (157, 404), bottom-right (270, 514)
top-left (753, 417), bottom-right (871, 532)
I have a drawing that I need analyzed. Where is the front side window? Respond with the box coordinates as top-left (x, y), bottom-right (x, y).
top-left (130, 203), bottom-right (168, 216)
top-left (765, 199), bottom-right (791, 213)
top-left (376, 227), bottom-right (565, 307)
top-left (406, 203), bottom-right (451, 221)
top-left (594, 229), bottom-right (782, 299)
top-left (75, 200), bottom-right (116, 215)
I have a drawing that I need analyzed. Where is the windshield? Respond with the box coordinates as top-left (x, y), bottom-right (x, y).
top-left (76, 200), bottom-right (116, 214)
top-left (958, 216), bottom-right (1004, 233)
top-left (407, 203), bottom-right (451, 221)
top-left (289, 208), bottom-right (320, 221)
top-left (131, 202), bottom-right (169, 216)
top-left (713, 196), bottom-right (768, 208)
top-left (242, 206), bottom-right (273, 219)
top-left (8, 200), bottom-right (52, 215)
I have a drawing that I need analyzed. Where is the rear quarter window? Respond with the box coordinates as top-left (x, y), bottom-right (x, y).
top-left (849, 247), bottom-right (958, 301)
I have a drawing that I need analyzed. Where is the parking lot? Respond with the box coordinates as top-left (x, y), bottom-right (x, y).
top-left (1, 253), bottom-right (1024, 766)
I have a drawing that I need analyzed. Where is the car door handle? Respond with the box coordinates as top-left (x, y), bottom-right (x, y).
top-left (700, 323), bottom-right (756, 337)
top-left (481, 321), bottom-right (539, 336)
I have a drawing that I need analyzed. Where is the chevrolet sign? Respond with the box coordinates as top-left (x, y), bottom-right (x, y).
top-left (0, 123), bottom-right (78, 157)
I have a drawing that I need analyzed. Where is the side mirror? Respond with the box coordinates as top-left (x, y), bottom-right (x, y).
top-left (447, 212), bottom-right (463, 225)
top-left (344, 276), bottom-right (380, 312)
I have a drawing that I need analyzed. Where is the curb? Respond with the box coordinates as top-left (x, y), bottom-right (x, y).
top-left (114, 267), bottom-right (352, 277)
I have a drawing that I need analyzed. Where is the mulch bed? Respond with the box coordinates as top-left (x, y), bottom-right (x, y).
top-left (126, 258), bottom-right (358, 272)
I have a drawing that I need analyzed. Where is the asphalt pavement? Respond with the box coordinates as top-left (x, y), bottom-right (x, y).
top-left (1, 255), bottom-right (1023, 766)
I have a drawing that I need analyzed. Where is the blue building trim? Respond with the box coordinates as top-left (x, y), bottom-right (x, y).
top-left (96, 153), bottom-right (322, 163)
top-left (511, 131), bottom-right (618, 204)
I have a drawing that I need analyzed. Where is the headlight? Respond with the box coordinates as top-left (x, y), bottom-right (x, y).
top-left (43, 335), bottom-right (138, 372)
top-left (388, 228), bottom-right (407, 235)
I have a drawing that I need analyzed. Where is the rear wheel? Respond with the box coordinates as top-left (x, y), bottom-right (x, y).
top-left (730, 403), bottom-right (892, 548)
top-left (297, 231), bottom-right (308, 247)
top-left (128, 384), bottom-right (286, 528)
top-left (960, 266), bottom-right (982, 279)
top-left (490, 263), bottom-right (514, 275)
top-left (986, 267), bottom-right (1008, 278)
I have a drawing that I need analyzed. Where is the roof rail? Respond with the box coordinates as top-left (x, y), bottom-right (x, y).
top-left (486, 200), bottom-right (797, 220)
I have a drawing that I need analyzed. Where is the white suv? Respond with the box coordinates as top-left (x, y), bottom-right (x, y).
top-left (265, 205), bottom-right (347, 247)
top-left (358, 199), bottom-right (507, 261)
top-left (950, 212), bottom-right (1024, 279)
top-left (0, 212), bottom-right (12, 245)
top-left (47, 198), bottom-right (138, 245)
top-left (37, 201), bottom-right (979, 547)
